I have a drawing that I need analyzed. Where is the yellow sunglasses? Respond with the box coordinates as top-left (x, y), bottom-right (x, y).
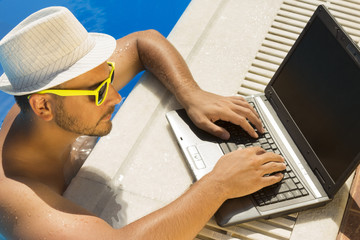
top-left (29, 62), bottom-right (115, 106)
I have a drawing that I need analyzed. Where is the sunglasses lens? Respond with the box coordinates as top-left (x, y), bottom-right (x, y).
top-left (96, 62), bottom-right (114, 106)
top-left (110, 70), bottom-right (114, 83)
top-left (98, 82), bottom-right (108, 105)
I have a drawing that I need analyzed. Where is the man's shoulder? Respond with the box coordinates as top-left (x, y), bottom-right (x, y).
top-left (0, 176), bottom-right (96, 239)
top-left (0, 176), bottom-right (60, 206)
top-left (0, 104), bottom-right (19, 179)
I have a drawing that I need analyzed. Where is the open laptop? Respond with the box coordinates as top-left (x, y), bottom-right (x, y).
top-left (166, 5), bottom-right (360, 226)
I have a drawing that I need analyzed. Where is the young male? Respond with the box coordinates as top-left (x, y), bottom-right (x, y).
top-left (0, 7), bottom-right (285, 239)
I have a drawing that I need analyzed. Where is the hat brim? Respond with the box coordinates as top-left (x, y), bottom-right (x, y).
top-left (0, 32), bottom-right (116, 96)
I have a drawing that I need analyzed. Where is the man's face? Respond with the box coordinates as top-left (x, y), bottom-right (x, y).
top-left (52, 62), bottom-right (121, 136)
top-left (54, 97), bottom-right (115, 136)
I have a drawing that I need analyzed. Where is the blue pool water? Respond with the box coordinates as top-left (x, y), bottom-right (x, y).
top-left (0, 0), bottom-right (190, 239)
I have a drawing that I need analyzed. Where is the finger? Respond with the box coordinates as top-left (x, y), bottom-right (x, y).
top-left (248, 146), bottom-right (266, 154)
top-left (228, 97), bottom-right (265, 134)
top-left (196, 117), bottom-right (230, 140)
top-left (262, 161), bottom-right (286, 175)
top-left (259, 152), bottom-right (285, 164)
top-left (242, 109), bottom-right (264, 134)
top-left (226, 112), bottom-right (259, 138)
top-left (229, 95), bottom-right (246, 101)
top-left (237, 146), bottom-right (266, 155)
top-left (231, 105), bottom-right (265, 134)
top-left (262, 172), bottom-right (284, 187)
top-left (229, 97), bottom-right (259, 117)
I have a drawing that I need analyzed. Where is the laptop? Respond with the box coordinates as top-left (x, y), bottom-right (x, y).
top-left (166, 5), bottom-right (360, 226)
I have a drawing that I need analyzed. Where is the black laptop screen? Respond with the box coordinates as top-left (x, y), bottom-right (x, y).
top-left (272, 17), bottom-right (360, 183)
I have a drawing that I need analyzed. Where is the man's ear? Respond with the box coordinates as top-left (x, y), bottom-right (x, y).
top-left (28, 94), bottom-right (55, 121)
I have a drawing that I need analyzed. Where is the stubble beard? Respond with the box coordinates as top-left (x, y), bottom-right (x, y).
top-left (54, 99), bottom-right (114, 137)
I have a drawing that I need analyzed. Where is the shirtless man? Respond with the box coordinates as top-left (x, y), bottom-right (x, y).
top-left (0, 7), bottom-right (285, 240)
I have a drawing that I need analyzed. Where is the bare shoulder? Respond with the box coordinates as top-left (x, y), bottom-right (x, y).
top-left (0, 177), bottom-right (116, 239)
top-left (0, 104), bottom-right (20, 179)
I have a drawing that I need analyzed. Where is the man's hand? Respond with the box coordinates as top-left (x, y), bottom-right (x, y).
top-left (183, 89), bottom-right (265, 140)
top-left (207, 147), bottom-right (286, 199)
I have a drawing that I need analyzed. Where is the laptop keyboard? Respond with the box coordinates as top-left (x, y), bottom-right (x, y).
top-left (216, 102), bottom-right (309, 206)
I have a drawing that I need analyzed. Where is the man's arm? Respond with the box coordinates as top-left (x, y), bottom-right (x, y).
top-left (0, 148), bottom-right (285, 240)
top-left (108, 30), bottom-right (264, 139)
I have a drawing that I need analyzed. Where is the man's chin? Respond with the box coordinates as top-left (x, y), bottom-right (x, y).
top-left (90, 122), bottom-right (113, 137)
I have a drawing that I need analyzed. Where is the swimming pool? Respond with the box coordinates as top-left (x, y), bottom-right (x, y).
top-left (0, 0), bottom-right (190, 238)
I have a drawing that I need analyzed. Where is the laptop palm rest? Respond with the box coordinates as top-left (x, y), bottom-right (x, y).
top-left (215, 197), bottom-right (260, 226)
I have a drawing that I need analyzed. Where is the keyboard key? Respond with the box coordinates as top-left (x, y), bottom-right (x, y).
top-left (277, 183), bottom-right (290, 193)
top-left (259, 138), bottom-right (267, 144)
top-left (264, 198), bottom-right (271, 205)
top-left (220, 142), bottom-right (230, 154)
top-left (270, 196), bottom-right (279, 204)
top-left (285, 179), bottom-right (297, 190)
top-left (277, 193), bottom-right (287, 202)
top-left (227, 142), bottom-right (238, 152)
top-left (237, 144), bottom-right (245, 149)
top-left (261, 143), bottom-right (271, 150)
top-left (284, 191), bottom-right (294, 199)
top-left (301, 189), bottom-right (309, 196)
top-left (292, 190), bottom-right (302, 198)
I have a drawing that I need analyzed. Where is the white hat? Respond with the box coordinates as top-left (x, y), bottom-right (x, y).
top-left (0, 6), bottom-right (116, 96)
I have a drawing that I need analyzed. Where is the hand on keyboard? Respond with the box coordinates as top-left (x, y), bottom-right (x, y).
top-left (207, 147), bottom-right (286, 199)
top-left (182, 90), bottom-right (265, 140)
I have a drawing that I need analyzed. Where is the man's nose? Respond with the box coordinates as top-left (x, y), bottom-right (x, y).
top-left (106, 84), bottom-right (122, 106)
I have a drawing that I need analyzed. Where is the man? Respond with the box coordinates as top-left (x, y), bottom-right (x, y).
top-left (0, 7), bottom-right (285, 239)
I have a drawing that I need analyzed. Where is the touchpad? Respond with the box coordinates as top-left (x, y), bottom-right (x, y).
top-left (197, 143), bottom-right (224, 168)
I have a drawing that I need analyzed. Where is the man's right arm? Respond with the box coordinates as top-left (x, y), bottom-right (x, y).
top-left (0, 147), bottom-right (285, 240)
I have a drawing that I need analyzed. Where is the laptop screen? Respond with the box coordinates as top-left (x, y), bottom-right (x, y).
top-left (271, 16), bottom-right (360, 183)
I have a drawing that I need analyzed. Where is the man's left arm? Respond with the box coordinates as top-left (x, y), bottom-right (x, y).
top-left (109, 30), bottom-right (264, 139)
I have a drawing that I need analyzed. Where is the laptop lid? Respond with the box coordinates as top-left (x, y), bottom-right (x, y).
top-left (264, 5), bottom-right (360, 198)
